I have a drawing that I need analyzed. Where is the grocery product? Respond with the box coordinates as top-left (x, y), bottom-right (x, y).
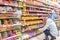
top-left (3, 0), bottom-right (9, 4)
top-left (0, 33), bottom-right (2, 39)
top-left (16, 30), bottom-right (21, 39)
top-left (18, 1), bottom-right (23, 6)
top-left (4, 19), bottom-right (12, 30)
top-left (28, 29), bottom-right (35, 36)
top-left (2, 32), bottom-right (8, 38)
top-left (0, 0), bottom-right (22, 40)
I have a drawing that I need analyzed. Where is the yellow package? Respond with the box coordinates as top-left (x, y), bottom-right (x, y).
top-left (23, 6), bottom-right (26, 10)
top-left (2, 11), bottom-right (7, 13)
top-left (22, 16), bottom-right (38, 19)
top-left (0, 16), bottom-right (7, 18)
top-left (18, 1), bottom-right (23, 6)
top-left (23, 19), bottom-right (43, 25)
top-left (28, 26), bottom-right (33, 29)
top-left (28, 25), bottom-right (36, 29)
top-left (0, 25), bottom-right (6, 32)
top-left (52, 0), bottom-right (57, 2)
top-left (23, 21), bottom-right (27, 25)
top-left (23, 2), bottom-right (26, 6)
top-left (22, 11), bottom-right (27, 14)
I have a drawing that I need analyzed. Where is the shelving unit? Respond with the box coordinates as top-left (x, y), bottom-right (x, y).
top-left (21, 0), bottom-right (51, 40)
top-left (0, 0), bottom-right (60, 40)
top-left (0, 0), bottom-right (23, 40)
top-left (55, 9), bottom-right (60, 27)
top-left (21, 0), bottom-right (60, 40)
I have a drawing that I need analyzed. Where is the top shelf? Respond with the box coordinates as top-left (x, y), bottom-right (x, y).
top-left (0, 2), bottom-right (23, 8)
top-left (17, 0), bottom-right (23, 2)
top-left (25, 5), bottom-right (51, 11)
top-left (25, 2), bottom-right (54, 9)
top-left (24, 0), bottom-right (59, 9)
top-left (36, 0), bottom-right (59, 9)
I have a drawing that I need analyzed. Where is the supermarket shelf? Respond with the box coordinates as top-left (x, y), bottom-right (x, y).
top-left (4, 34), bottom-right (21, 40)
top-left (0, 10), bottom-right (16, 12)
top-left (0, 24), bottom-right (21, 33)
top-left (21, 17), bottom-right (44, 21)
top-left (22, 22), bottom-right (43, 27)
top-left (25, 0), bottom-right (58, 9)
top-left (40, 8), bottom-right (51, 11)
top-left (0, 28), bottom-right (19, 33)
top-left (0, 12), bottom-right (14, 14)
top-left (17, 0), bottom-right (23, 2)
top-left (2, 24), bottom-right (21, 27)
top-left (36, 0), bottom-right (49, 5)
top-left (23, 32), bottom-right (42, 40)
top-left (0, 0), bottom-right (22, 40)
top-left (36, 0), bottom-right (54, 9)
top-left (22, 25), bottom-right (43, 32)
top-left (0, 17), bottom-right (20, 19)
top-left (38, 0), bottom-right (59, 8)
top-left (12, 24), bottom-right (21, 26)
top-left (22, 0), bottom-right (60, 40)
top-left (22, 14), bottom-right (47, 16)
top-left (22, 14), bottom-right (42, 16)
top-left (26, 5), bottom-right (51, 11)
top-left (0, 14), bottom-right (14, 16)
top-left (25, 10), bottom-right (51, 13)
top-left (25, 2), bottom-right (53, 9)
top-left (0, 2), bottom-right (23, 8)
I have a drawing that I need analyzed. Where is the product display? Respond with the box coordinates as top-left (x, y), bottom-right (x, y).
top-left (22, 0), bottom-right (50, 40)
top-left (21, 0), bottom-right (60, 40)
top-left (0, 0), bottom-right (60, 40)
top-left (0, 0), bottom-right (23, 40)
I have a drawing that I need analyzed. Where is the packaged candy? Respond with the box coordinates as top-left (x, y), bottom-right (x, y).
top-left (2, 32), bottom-right (8, 38)
top-left (17, 1), bottom-right (23, 7)
top-left (28, 29), bottom-right (35, 36)
top-left (4, 19), bottom-right (12, 30)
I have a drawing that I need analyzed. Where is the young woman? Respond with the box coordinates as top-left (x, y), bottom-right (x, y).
top-left (40, 10), bottom-right (58, 40)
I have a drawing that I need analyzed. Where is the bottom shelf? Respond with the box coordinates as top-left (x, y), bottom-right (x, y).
top-left (0, 28), bottom-right (21, 40)
top-left (2, 34), bottom-right (22, 40)
top-left (23, 32), bottom-right (42, 40)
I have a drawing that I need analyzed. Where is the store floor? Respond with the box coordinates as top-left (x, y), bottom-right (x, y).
top-left (29, 30), bottom-right (60, 40)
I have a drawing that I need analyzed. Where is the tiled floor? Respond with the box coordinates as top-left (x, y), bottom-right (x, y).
top-left (56, 30), bottom-right (60, 40)
top-left (29, 31), bottom-right (60, 40)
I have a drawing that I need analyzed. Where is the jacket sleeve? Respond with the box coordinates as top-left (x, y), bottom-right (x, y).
top-left (40, 19), bottom-right (51, 31)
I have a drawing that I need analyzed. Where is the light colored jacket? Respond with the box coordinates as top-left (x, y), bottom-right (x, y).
top-left (41, 18), bottom-right (58, 37)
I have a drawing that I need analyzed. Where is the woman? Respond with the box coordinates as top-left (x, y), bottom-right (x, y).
top-left (40, 10), bottom-right (58, 40)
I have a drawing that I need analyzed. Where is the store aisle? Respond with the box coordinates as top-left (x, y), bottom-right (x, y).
top-left (56, 30), bottom-right (60, 40)
top-left (29, 33), bottom-right (45, 40)
top-left (29, 30), bottom-right (60, 40)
